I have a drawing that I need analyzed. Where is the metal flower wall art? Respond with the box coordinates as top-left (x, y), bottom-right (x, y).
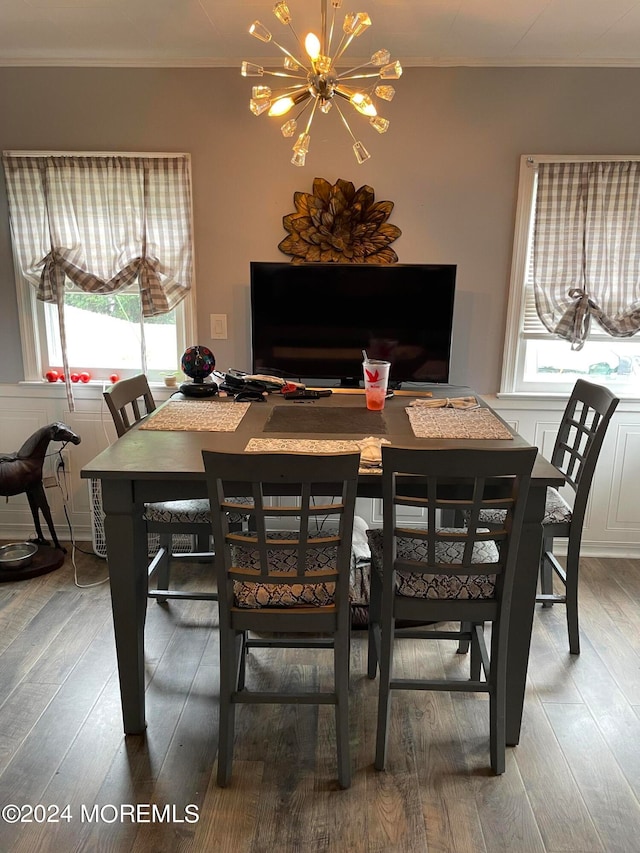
top-left (278, 177), bottom-right (401, 263)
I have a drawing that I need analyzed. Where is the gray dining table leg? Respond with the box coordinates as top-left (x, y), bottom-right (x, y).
top-left (102, 479), bottom-right (149, 734)
top-left (505, 482), bottom-right (546, 746)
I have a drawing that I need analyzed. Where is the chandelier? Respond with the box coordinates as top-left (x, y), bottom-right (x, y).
top-left (242, 0), bottom-right (402, 166)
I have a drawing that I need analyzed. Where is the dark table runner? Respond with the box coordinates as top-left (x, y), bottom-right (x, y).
top-left (263, 405), bottom-right (388, 435)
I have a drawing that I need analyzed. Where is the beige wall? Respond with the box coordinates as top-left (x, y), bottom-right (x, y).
top-left (1, 66), bottom-right (640, 394)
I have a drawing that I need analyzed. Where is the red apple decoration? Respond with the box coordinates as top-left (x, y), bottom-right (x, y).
top-left (79, 372), bottom-right (91, 383)
top-left (110, 373), bottom-right (120, 384)
top-left (45, 369), bottom-right (59, 382)
top-left (57, 373), bottom-right (65, 382)
top-left (70, 373), bottom-right (80, 383)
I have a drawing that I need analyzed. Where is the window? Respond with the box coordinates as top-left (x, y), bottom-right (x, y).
top-left (3, 152), bottom-right (196, 393)
top-left (501, 155), bottom-right (640, 397)
top-left (37, 285), bottom-right (190, 382)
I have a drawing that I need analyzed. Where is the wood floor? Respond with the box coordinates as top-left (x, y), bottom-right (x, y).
top-left (1, 543), bottom-right (640, 852)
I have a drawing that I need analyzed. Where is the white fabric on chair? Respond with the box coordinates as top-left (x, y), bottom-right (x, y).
top-left (475, 486), bottom-right (573, 527)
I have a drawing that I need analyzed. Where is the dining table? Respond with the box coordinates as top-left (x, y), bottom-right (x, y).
top-left (80, 384), bottom-right (564, 747)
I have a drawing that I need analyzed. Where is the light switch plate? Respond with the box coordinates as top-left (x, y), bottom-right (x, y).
top-left (211, 313), bottom-right (227, 339)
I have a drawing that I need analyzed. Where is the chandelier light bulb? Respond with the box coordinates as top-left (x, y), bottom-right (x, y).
top-left (305, 32), bottom-right (321, 61)
top-left (350, 92), bottom-right (377, 117)
top-left (242, 0), bottom-right (401, 165)
top-left (268, 96), bottom-right (296, 117)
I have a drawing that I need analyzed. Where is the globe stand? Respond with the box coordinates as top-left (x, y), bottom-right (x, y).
top-left (180, 345), bottom-right (218, 397)
top-left (0, 543), bottom-right (65, 583)
top-left (179, 379), bottom-right (219, 398)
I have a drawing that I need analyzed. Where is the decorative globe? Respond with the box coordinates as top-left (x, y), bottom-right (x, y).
top-left (181, 345), bottom-right (215, 384)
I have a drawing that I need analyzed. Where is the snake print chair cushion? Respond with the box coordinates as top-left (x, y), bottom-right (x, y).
top-left (144, 496), bottom-right (251, 525)
top-left (366, 527), bottom-right (500, 599)
top-left (473, 487), bottom-right (573, 528)
top-left (231, 530), bottom-right (355, 608)
top-left (540, 488), bottom-right (573, 525)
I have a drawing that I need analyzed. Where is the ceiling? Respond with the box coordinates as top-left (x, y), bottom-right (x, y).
top-left (2, 0), bottom-right (640, 68)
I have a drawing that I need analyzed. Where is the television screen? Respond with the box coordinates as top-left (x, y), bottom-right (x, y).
top-left (250, 262), bottom-right (456, 387)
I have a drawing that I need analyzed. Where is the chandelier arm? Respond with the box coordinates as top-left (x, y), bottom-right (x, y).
top-left (321, 0), bottom-right (327, 55)
top-left (286, 22), bottom-right (303, 51)
top-left (270, 83), bottom-right (311, 100)
top-left (294, 98), bottom-right (314, 123)
top-left (337, 70), bottom-right (380, 80)
top-left (327, 4), bottom-right (338, 56)
top-left (269, 87), bottom-right (312, 117)
top-left (333, 100), bottom-right (358, 143)
top-left (271, 36), bottom-right (310, 70)
top-left (261, 69), bottom-right (307, 79)
top-left (332, 33), bottom-right (356, 65)
top-left (304, 96), bottom-right (320, 134)
top-left (331, 32), bottom-right (349, 64)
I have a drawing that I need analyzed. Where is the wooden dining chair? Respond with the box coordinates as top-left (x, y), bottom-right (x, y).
top-left (474, 379), bottom-right (619, 654)
top-left (367, 445), bottom-right (537, 775)
top-left (103, 374), bottom-right (245, 603)
top-left (202, 449), bottom-right (360, 789)
top-left (537, 380), bottom-right (619, 652)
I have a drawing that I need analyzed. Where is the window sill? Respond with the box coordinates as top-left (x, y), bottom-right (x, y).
top-left (7, 380), bottom-right (180, 402)
top-left (491, 390), bottom-right (640, 413)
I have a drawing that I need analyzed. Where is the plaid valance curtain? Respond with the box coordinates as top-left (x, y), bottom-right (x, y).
top-left (3, 153), bottom-right (192, 314)
top-left (2, 152), bottom-right (193, 407)
top-left (533, 160), bottom-right (640, 350)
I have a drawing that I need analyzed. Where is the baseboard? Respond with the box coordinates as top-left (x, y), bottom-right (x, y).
top-left (0, 522), bottom-right (94, 544)
top-left (553, 541), bottom-right (640, 559)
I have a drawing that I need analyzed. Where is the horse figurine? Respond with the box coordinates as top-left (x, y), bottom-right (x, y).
top-left (0, 422), bottom-right (81, 552)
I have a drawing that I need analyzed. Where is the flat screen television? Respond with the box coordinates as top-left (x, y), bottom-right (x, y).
top-left (250, 262), bottom-right (457, 387)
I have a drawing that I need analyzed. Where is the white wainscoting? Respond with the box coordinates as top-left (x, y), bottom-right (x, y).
top-left (489, 394), bottom-right (640, 558)
top-left (2, 384), bottom-right (639, 558)
top-left (0, 382), bottom-right (175, 549)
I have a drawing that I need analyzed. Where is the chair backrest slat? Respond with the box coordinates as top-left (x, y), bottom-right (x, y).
top-left (550, 379), bottom-right (619, 506)
top-left (203, 450), bottom-right (360, 594)
top-left (382, 446), bottom-right (537, 590)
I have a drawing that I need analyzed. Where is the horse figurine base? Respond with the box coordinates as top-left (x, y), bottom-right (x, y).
top-left (0, 422), bottom-right (81, 555)
top-left (0, 542), bottom-right (66, 583)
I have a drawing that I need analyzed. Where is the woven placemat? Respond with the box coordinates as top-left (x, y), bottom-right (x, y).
top-left (139, 400), bottom-right (250, 432)
top-left (244, 438), bottom-right (382, 475)
top-left (245, 437), bottom-right (359, 454)
top-left (406, 406), bottom-right (513, 440)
